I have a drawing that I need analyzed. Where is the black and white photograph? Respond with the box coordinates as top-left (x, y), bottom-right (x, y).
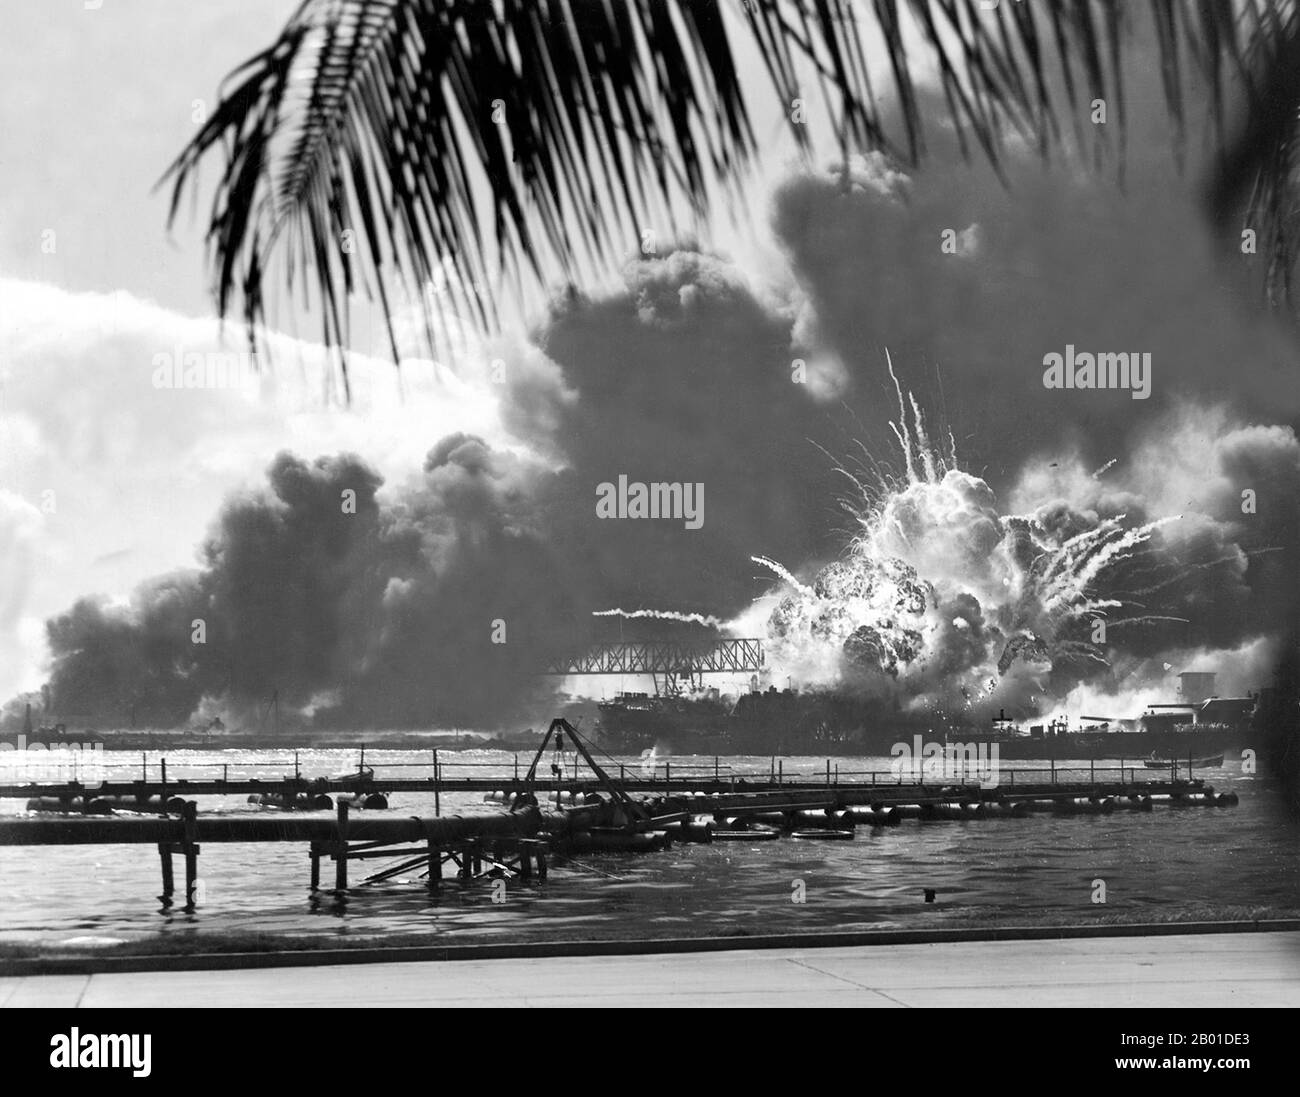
top-left (0, 0), bottom-right (1297, 1056)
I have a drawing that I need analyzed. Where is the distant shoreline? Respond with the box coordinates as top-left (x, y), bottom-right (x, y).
top-left (8, 730), bottom-right (550, 754)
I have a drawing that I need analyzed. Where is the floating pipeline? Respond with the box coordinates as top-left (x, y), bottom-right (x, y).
top-left (1049, 797), bottom-right (1116, 816)
top-left (919, 802), bottom-right (978, 821)
top-left (482, 790), bottom-right (607, 808)
top-left (660, 818), bottom-right (715, 844)
top-left (555, 828), bottom-right (672, 854)
top-left (847, 805), bottom-right (902, 826)
top-left (693, 785), bottom-right (1231, 827)
top-left (793, 808), bottom-right (858, 828)
top-left (336, 792), bottom-right (389, 810)
top-left (545, 791), bottom-right (606, 807)
top-left (90, 794), bottom-right (190, 815)
top-left (25, 794), bottom-right (187, 815)
top-left (25, 796), bottom-right (110, 815)
top-left (248, 792), bottom-right (334, 811)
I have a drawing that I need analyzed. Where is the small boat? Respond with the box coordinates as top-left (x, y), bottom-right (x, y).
top-left (1143, 753), bottom-right (1224, 769)
top-left (329, 764), bottom-right (375, 787)
top-left (712, 829), bottom-right (781, 841)
top-left (789, 829), bottom-right (855, 840)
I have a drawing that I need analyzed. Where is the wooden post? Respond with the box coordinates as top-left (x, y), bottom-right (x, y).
top-left (157, 843), bottom-right (174, 905)
top-left (184, 849), bottom-right (198, 908)
top-left (459, 843), bottom-right (472, 885)
top-left (715, 756), bottom-right (719, 782)
top-left (433, 749), bottom-right (441, 817)
top-left (826, 759), bottom-right (831, 786)
top-left (1050, 756), bottom-right (1055, 785)
top-left (778, 760), bottom-right (783, 785)
top-left (142, 752), bottom-right (147, 782)
top-left (666, 762), bottom-right (671, 790)
top-left (161, 758), bottom-right (168, 804)
top-left (427, 840), bottom-right (441, 893)
top-left (182, 801), bottom-right (200, 910)
top-left (309, 845), bottom-right (321, 890)
top-left (335, 800), bottom-right (349, 891)
top-left (295, 751), bottom-right (300, 780)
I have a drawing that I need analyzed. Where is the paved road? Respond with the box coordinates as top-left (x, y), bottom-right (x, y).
top-left (4, 933), bottom-right (1298, 1007)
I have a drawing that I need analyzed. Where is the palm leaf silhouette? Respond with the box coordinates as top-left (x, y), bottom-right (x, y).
top-left (161, 0), bottom-right (1299, 387)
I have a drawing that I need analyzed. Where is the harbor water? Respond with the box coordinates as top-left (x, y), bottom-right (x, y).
top-left (1, 747), bottom-right (1297, 949)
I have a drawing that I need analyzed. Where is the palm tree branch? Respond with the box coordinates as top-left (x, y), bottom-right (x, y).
top-left (160, 0), bottom-right (1299, 386)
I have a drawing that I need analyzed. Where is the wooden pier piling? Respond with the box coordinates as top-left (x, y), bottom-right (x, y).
top-left (427, 839), bottom-right (441, 892)
top-left (335, 800), bottom-right (350, 891)
top-left (157, 842), bottom-right (173, 905)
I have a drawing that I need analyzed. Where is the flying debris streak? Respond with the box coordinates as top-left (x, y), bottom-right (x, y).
top-left (751, 556), bottom-right (811, 593)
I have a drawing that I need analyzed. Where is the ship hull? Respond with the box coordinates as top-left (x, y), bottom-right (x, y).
top-left (597, 696), bottom-right (1253, 759)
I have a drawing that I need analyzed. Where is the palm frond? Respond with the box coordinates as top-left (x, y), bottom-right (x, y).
top-left (161, 0), bottom-right (1296, 383)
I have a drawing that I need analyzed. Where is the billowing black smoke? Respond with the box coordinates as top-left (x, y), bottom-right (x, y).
top-left (43, 445), bottom-right (589, 729)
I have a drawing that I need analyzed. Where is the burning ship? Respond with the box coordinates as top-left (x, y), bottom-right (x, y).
top-left (596, 685), bottom-right (885, 755)
top-left (595, 670), bottom-right (1263, 759)
top-left (575, 370), bottom-right (1285, 764)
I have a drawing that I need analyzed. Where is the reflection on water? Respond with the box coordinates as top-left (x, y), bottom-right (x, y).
top-left (1, 748), bottom-right (1297, 946)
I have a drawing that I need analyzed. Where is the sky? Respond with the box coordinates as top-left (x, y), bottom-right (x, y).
top-left (0, 0), bottom-right (465, 697)
top-left (1, 0), bottom-right (301, 314)
top-left (2, 3), bottom-right (1297, 729)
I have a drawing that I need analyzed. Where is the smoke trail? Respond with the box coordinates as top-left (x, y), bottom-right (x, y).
top-left (593, 608), bottom-right (726, 629)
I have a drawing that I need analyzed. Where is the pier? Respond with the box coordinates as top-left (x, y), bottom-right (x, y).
top-left (0, 719), bottom-right (1240, 914)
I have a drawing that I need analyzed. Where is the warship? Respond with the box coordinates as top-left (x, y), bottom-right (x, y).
top-left (595, 671), bottom-right (1263, 759)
